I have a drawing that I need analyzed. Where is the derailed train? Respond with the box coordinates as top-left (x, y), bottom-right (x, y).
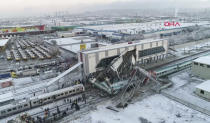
top-left (0, 84), bottom-right (85, 118)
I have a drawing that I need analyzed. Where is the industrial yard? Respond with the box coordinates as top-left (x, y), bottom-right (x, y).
top-left (1, 1), bottom-right (210, 123)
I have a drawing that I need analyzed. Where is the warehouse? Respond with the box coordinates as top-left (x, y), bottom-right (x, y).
top-left (79, 39), bottom-right (168, 75)
top-left (77, 21), bottom-right (207, 41)
top-left (192, 55), bottom-right (210, 79)
top-left (195, 80), bottom-right (210, 100)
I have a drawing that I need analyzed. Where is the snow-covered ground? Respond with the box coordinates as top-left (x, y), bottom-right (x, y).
top-left (71, 94), bottom-right (210, 123)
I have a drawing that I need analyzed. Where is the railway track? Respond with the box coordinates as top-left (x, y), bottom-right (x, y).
top-left (2, 85), bottom-right (108, 122)
top-left (149, 49), bottom-right (210, 71)
top-left (28, 88), bottom-right (108, 122)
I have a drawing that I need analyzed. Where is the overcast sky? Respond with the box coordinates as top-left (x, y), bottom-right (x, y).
top-left (0, 0), bottom-right (210, 17)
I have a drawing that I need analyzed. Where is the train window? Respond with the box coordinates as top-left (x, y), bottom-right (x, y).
top-left (24, 104), bottom-right (28, 107)
top-left (69, 91), bottom-right (72, 93)
top-left (61, 93), bottom-right (64, 96)
top-left (207, 65), bottom-right (210, 68)
top-left (200, 64), bottom-right (204, 67)
top-left (1, 111), bottom-right (6, 114)
top-left (194, 62), bottom-right (198, 65)
top-left (8, 109), bottom-right (12, 112)
top-left (58, 94), bottom-right (60, 96)
top-left (201, 90), bottom-right (204, 94)
top-left (65, 92), bottom-right (68, 95)
top-left (48, 97), bottom-right (51, 99)
top-left (13, 107), bottom-right (17, 110)
top-left (18, 106), bottom-right (22, 109)
top-left (33, 102), bottom-right (36, 104)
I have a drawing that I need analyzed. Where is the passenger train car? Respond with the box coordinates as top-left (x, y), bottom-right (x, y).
top-left (0, 84), bottom-right (85, 118)
top-left (155, 61), bottom-right (192, 78)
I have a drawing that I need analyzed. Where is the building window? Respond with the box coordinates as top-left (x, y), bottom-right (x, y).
top-left (194, 62), bottom-right (198, 65)
top-left (139, 46), bottom-right (165, 58)
top-left (200, 90), bottom-right (204, 94)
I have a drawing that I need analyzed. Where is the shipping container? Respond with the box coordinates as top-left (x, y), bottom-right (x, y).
top-left (0, 73), bottom-right (11, 79)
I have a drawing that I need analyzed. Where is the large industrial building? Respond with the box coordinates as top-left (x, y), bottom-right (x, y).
top-left (192, 55), bottom-right (210, 79)
top-left (0, 39), bottom-right (9, 52)
top-left (0, 25), bottom-right (54, 38)
top-left (79, 39), bottom-right (168, 75)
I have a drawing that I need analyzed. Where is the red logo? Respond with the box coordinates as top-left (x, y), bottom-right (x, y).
top-left (164, 22), bottom-right (180, 27)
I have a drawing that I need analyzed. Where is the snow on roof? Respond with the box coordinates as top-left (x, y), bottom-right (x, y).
top-left (193, 55), bottom-right (210, 65)
top-left (0, 39), bottom-right (9, 47)
top-left (196, 80), bottom-right (210, 92)
top-left (80, 22), bottom-right (208, 34)
top-left (0, 92), bottom-right (14, 103)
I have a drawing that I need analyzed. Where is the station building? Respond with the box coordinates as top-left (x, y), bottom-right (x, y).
top-left (79, 39), bottom-right (169, 75)
top-left (192, 56), bottom-right (210, 79)
top-left (195, 80), bottom-right (210, 100)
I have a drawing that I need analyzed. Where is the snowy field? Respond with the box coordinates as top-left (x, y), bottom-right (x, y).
top-left (71, 94), bottom-right (210, 123)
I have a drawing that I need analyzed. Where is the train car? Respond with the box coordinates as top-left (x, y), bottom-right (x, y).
top-left (0, 92), bottom-right (14, 106)
top-left (30, 84), bottom-right (85, 107)
top-left (31, 48), bottom-right (45, 60)
top-left (27, 41), bottom-right (36, 48)
top-left (44, 52), bottom-right (51, 59)
top-left (155, 61), bottom-right (192, 78)
top-left (0, 101), bottom-right (31, 118)
top-left (35, 47), bottom-right (51, 59)
top-left (18, 49), bottom-right (27, 60)
top-left (25, 49), bottom-right (36, 59)
top-left (40, 46), bottom-right (50, 53)
top-left (12, 50), bottom-right (20, 61)
top-left (16, 69), bottom-right (40, 77)
top-left (0, 84), bottom-right (85, 118)
top-left (19, 42), bottom-right (26, 49)
top-left (22, 40), bottom-right (30, 47)
top-left (6, 50), bottom-right (12, 60)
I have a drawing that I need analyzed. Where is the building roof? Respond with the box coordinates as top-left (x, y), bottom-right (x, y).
top-left (193, 55), bottom-right (210, 65)
top-left (196, 80), bottom-right (210, 92)
top-left (0, 39), bottom-right (9, 47)
top-left (82, 38), bottom-right (167, 54)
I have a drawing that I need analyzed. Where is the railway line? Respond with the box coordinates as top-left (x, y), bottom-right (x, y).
top-left (30, 87), bottom-right (108, 122)
top-left (149, 49), bottom-right (210, 76)
top-left (1, 85), bottom-right (107, 123)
